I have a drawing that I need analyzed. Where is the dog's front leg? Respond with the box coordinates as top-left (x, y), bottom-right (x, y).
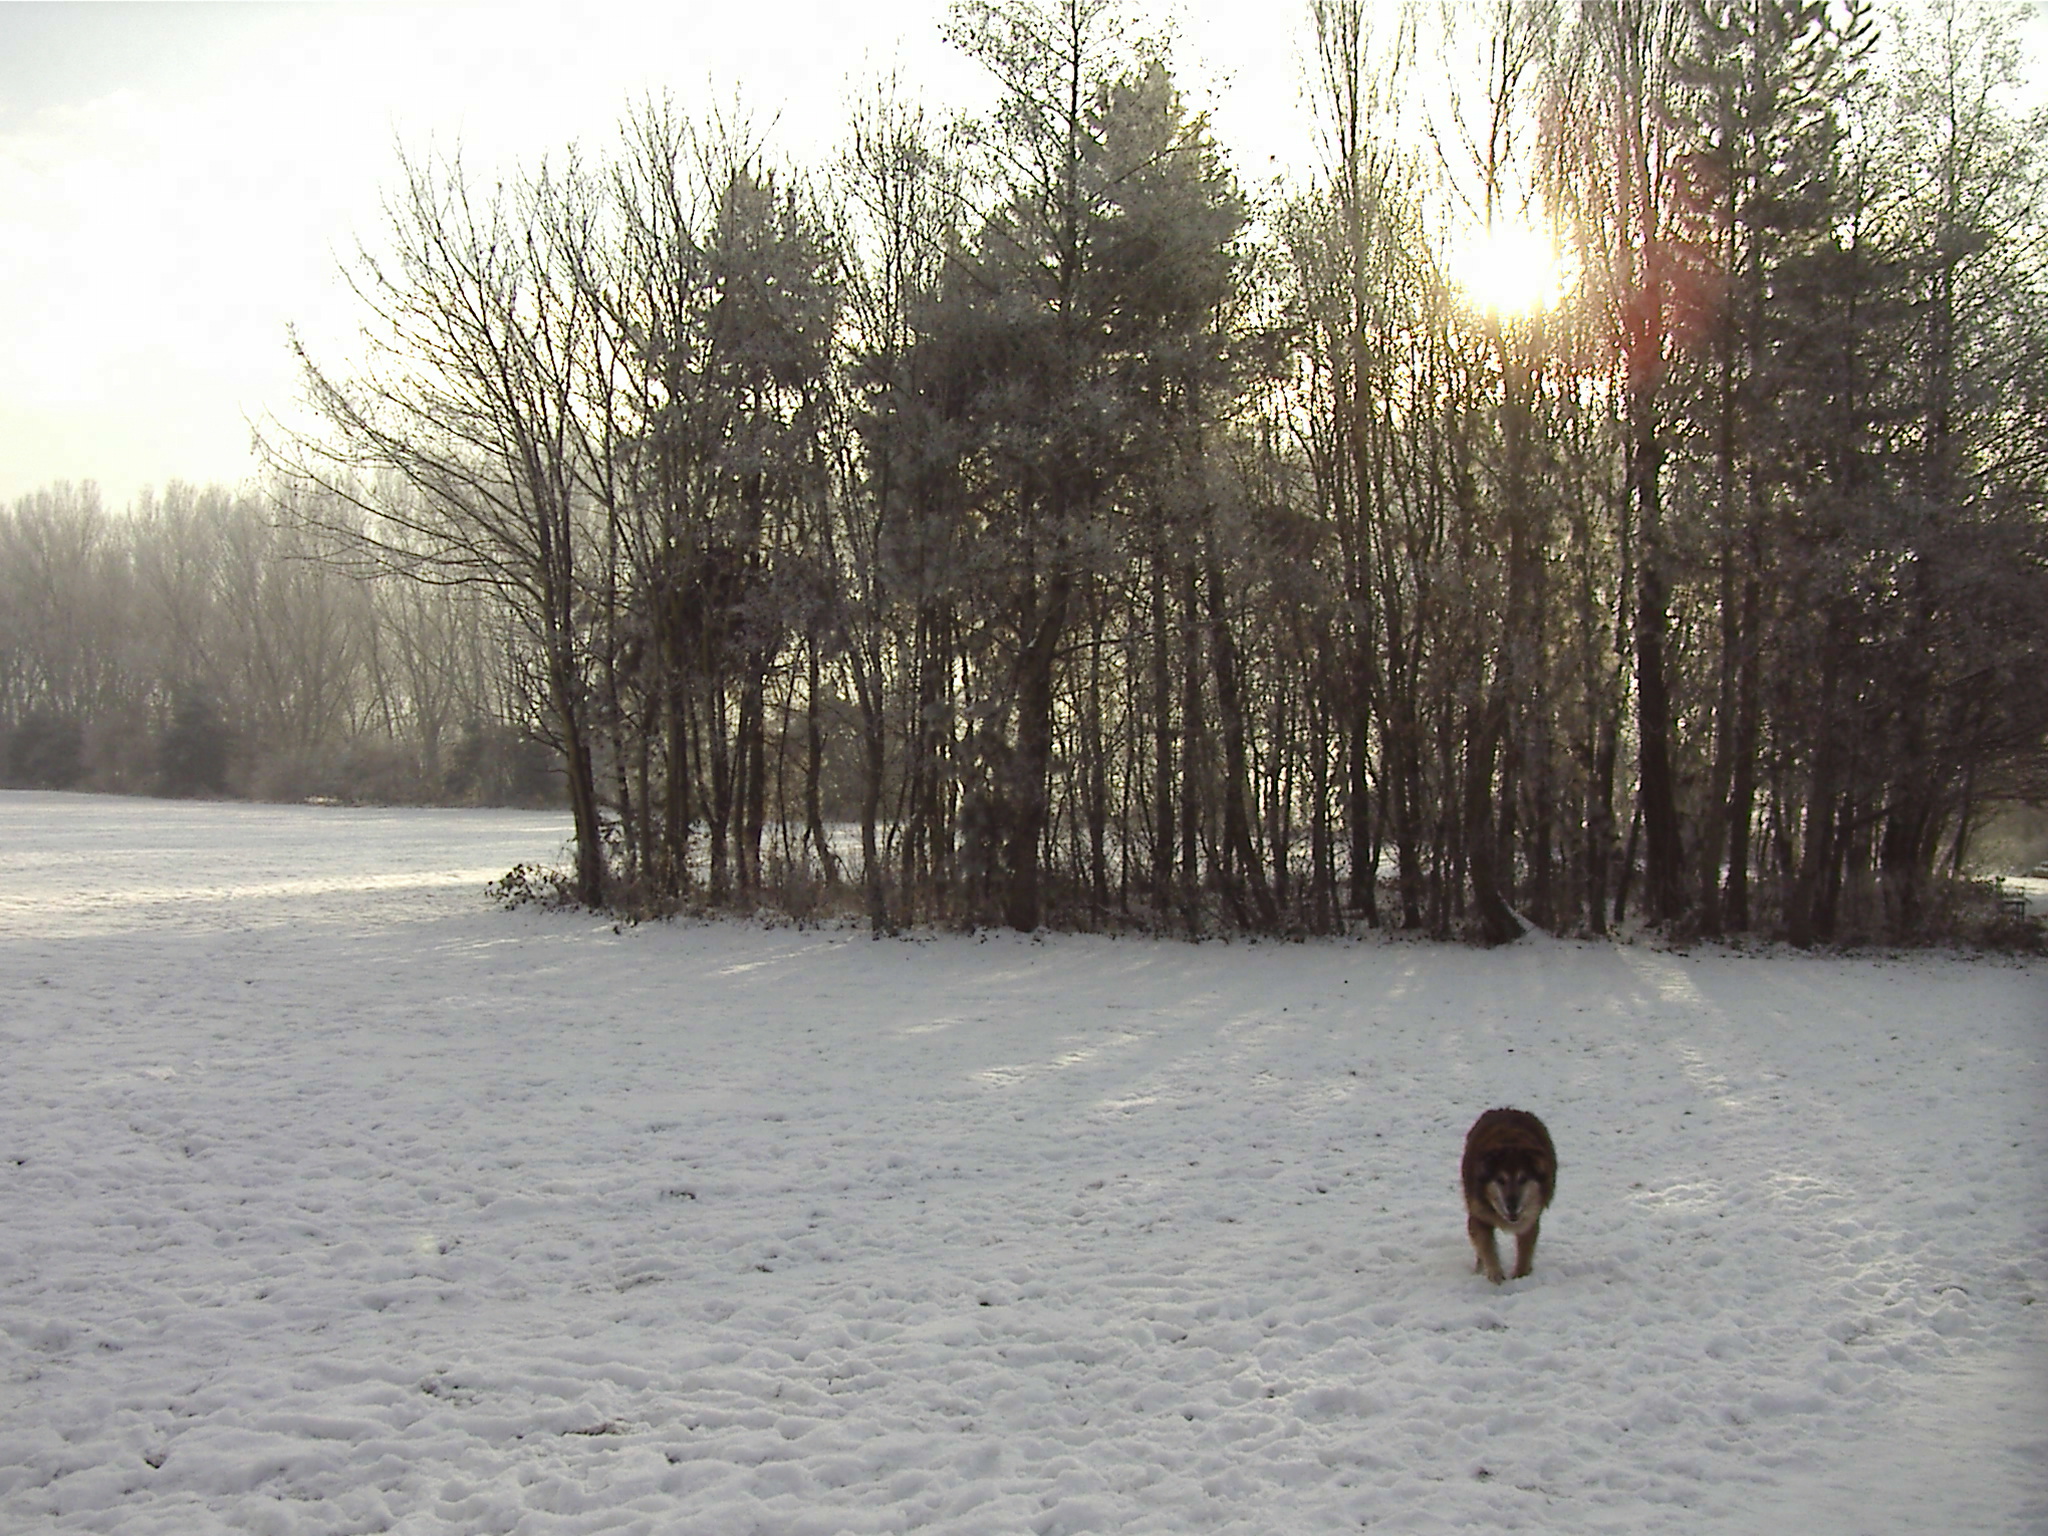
top-left (1468, 1214), bottom-right (1505, 1284)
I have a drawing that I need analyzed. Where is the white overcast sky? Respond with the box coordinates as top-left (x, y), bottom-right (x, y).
top-left (1, 1), bottom-right (2041, 513)
top-left (0, 0), bottom-right (1325, 511)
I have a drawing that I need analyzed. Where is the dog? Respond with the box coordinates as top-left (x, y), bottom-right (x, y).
top-left (1461, 1107), bottom-right (1556, 1283)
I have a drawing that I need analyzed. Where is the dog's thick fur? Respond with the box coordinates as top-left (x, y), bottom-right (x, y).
top-left (1461, 1107), bottom-right (1556, 1283)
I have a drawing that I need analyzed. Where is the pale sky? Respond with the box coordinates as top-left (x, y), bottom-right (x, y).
top-left (2, 2), bottom-right (2040, 512)
top-left (0, 0), bottom-right (1322, 511)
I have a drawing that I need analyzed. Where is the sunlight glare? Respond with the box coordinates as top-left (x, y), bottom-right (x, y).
top-left (1448, 221), bottom-right (1566, 318)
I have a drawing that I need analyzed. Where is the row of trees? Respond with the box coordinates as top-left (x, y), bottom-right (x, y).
top-left (24, 0), bottom-right (2040, 943)
top-left (0, 481), bottom-right (551, 805)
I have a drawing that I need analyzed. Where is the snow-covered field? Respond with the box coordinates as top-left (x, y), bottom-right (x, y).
top-left (2, 791), bottom-right (2042, 1535)
top-left (2004, 875), bottom-right (2047, 919)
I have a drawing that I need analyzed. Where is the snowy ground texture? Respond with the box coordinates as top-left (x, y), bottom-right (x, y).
top-left (2, 791), bottom-right (2043, 1536)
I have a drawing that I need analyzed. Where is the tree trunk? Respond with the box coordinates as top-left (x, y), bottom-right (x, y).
top-left (549, 642), bottom-right (606, 908)
top-left (1721, 567), bottom-right (1761, 932)
top-left (1002, 573), bottom-right (1071, 932)
top-left (803, 642), bottom-right (838, 887)
top-left (1630, 405), bottom-right (1686, 929)
top-left (1150, 546), bottom-right (1175, 911)
top-left (1463, 696), bottom-right (1525, 947)
top-left (740, 665), bottom-right (767, 896)
top-left (1206, 543), bottom-right (1278, 932)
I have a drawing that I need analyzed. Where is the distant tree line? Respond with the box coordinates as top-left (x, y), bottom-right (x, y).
top-left (14, 0), bottom-right (2046, 945)
top-left (0, 481), bottom-right (554, 806)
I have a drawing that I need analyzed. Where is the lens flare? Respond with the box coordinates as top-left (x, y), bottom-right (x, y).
top-left (1448, 221), bottom-right (1566, 318)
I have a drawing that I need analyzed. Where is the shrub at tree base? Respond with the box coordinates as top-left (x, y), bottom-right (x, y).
top-left (159, 694), bottom-right (231, 798)
top-left (486, 863), bottom-right (579, 910)
top-left (3, 710), bottom-right (85, 790)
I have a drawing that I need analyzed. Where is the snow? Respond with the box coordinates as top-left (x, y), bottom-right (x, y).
top-left (2005, 875), bottom-right (2047, 919)
top-left (2, 789), bottom-right (2043, 1535)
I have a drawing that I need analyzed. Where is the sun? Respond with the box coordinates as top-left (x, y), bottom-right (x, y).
top-left (1447, 220), bottom-right (1567, 318)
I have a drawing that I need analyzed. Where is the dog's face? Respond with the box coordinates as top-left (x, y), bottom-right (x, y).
top-left (1475, 1154), bottom-right (1549, 1231)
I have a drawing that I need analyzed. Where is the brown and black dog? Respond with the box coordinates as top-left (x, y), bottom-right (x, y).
top-left (1461, 1108), bottom-right (1557, 1283)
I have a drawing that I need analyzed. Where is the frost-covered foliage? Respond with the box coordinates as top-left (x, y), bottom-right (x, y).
top-left (14, 0), bottom-right (2048, 942)
top-left (0, 482), bottom-right (556, 807)
top-left (258, 0), bottom-right (2047, 940)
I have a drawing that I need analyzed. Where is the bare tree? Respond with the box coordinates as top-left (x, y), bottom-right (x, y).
top-left (266, 149), bottom-right (609, 903)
